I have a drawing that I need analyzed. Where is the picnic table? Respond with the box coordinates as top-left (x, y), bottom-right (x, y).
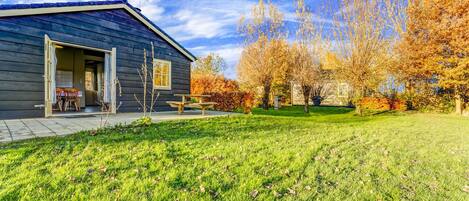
top-left (166, 94), bottom-right (217, 115)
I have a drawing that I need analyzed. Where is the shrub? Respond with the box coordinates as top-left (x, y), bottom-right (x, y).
top-left (207, 92), bottom-right (256, 113)
top-left (390, 99), bottom-right (407, 111)
top-left (132, 116), bottom-right (152, 127)
top-left (242, 92), bottom-right (255, 114)
top-left (412, 94), bottom-right (454, 113)
top-left (191, 74), bottom-right (239, 95)
top-left (360, 97), bottom-right (407, 111)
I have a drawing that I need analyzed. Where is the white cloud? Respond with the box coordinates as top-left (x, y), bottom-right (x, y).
top-left (161, 0), bottom-right (255, 42)
top-left (165, 9), bottom-right (232, 41)
top-left (189, 44), bottom-right (243, 79)
top-left (128, 0), bottom-right (164, 21)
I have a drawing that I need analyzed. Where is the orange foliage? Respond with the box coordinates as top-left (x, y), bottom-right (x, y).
top-left (191, 74), bottom-right (239, 95)
top-left (207, 92), bottom-right (255, 113)
top-left (360, 97), bottom-right (407, 111)
top-left (191, 74), bottom-right (254, 113)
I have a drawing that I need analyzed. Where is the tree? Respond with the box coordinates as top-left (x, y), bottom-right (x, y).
top-left (397, 0), bottom-right (469, 114)
top-left (288, 0), bottom-right (329, 113)
top-left (238, 37), bottom-right (290, 110)
top-left (237, 0), bottom-right (288, 110)
top-left (191, 53), bottom-right (226, 76)
top-left (191, 53), bottom-right (238, 95)
top-left (238, 0), bottom-right (285, 44)
top-left (332, 0), bottom-right (390, 115)
top-left (390, 0), bottom-right (435, 110)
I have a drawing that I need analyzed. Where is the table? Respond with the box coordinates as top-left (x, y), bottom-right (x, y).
top-left (56, 88), bottom-right (81, 112)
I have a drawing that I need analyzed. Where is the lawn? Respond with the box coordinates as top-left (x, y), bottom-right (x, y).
top-left (0, 107), bottom-right (468, 200)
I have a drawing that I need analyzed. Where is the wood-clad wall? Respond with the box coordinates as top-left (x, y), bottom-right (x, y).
top-left (0, 9), bottom-right (191, 119)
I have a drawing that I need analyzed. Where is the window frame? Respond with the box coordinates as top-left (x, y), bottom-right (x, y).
top-left (153, 59), bottom-right (172, 90)
top-left (337, 83), bottom-right (348, 98)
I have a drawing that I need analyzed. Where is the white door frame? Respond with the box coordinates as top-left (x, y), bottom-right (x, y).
top-left (44, 35), bottom-right (117, 117)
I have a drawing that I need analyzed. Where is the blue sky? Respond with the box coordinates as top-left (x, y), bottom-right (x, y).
top-left (1, 0), bottom-right (338, 78)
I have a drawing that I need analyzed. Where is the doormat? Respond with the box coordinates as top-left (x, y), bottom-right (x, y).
top-left (63, 115), bottom-right (96, 119)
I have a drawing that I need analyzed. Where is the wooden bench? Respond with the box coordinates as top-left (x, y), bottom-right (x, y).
top-left (166, 101), bottom-right (187, 114)
top-left (166, 94), bottom-right (217, 115)
top-left (186, 102), bottom-right (217, 115)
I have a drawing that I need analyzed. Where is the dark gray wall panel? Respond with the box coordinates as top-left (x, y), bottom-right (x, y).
top-left (0, 8), bottom-right (191, 119)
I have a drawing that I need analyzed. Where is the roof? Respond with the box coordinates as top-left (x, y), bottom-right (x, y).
top-left (0, 0), bottom-right (196, 62)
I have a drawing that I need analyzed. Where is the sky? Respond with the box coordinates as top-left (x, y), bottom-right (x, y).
top-left (1, 0), bottom-right (338, 79)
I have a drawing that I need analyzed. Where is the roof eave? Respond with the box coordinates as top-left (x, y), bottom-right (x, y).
top-left (0, 2), bottom-right (197, 62)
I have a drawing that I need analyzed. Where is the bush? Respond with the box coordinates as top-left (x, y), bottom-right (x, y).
top-left (191, 74), bottom-right (239, 95)
top-left (242, 92), bottom-right (255, 114)
top-left (360, 97), bottom-right (407, 111)
top-left (207, 92), bottom-right (256, 113)
top-left (132, 116), bottom-right (152, 127)
top-left (412, 94), bottom-right (455, 113)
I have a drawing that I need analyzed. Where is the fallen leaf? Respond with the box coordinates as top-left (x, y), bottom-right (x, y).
top-left (287, 188), bottom-right (296, 195)
top-left (463, 185), bottom-right (469, 193)
top-left (250, 190), bottom-right (258, 198)
top-left (273, 191), bottom-right (282, 198)
top-left (99, 166), bottom-right (107, 173)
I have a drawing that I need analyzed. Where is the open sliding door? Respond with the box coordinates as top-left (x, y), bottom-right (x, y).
top-left (103, 48), bottom-right (117, 114)
top-left (111, 48), bottom-right (117, 114)
top-left (44, 34), bottom-right (55, 117)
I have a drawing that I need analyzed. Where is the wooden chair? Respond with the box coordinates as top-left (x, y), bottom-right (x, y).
top-left (64, 89), bottom-right (80, 112)
top-left (55, 88), bottom-right (64, 112)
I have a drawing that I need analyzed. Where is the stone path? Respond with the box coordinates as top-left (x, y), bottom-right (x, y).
top-left (0, 110), bottom-right (234, 143)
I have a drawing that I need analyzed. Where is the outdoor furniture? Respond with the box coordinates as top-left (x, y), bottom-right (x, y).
top-left (56, 88), bottom-right (81, 112)
top-left (167, 94), bottom-right (217, 115)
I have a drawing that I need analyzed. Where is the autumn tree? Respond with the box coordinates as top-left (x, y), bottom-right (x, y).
top-left (191, 53), bottom-right (226, 76)
top-left (396, 0), bottom-right (469, 114)
top-left (288, 0), bottom-right (327, 113)
top-left (191, 53), bottom-right (238, 95)
top-left (237, 0), bottom-right (289, 110)
top-left (333, 0), bottom-right (390, 115)
top-left (238, 37), bottom-right (290, 110)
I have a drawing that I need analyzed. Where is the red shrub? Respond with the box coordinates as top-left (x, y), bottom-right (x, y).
top-left (241, 92), bottom-right (255, 114)
top-left (390, 99), bottom-right (407, 111)
top-left (360, 97), bottom-right (407, 111)
top-left (207, 92), bottom-right (255, 113)
top-left (191, 74), bottom-right (239, 95)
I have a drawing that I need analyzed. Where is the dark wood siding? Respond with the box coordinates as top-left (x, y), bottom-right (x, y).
top-left (0, 9), bottom-right (191, 119)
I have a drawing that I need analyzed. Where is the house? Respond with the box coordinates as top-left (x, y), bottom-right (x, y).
top-left (291, 52), bottom-right (351, 106)
top-left (291, 81), bottom-right (351, 106)
top-left (0, 0), bottom-right (196, 119)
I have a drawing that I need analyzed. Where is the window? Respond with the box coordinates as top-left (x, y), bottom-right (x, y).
top-left (337, 83), bottom-right (349, 97)
top-left (153, 59), bottom-right (171, 90)
top-left (56, 70), bottom-right (73, 88)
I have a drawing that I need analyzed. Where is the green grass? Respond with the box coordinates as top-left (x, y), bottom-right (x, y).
top-left (0, 106), bottom-right (468, 200)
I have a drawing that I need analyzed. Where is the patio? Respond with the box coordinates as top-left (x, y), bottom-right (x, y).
top-left (0, 110), bottom-right (234, 143)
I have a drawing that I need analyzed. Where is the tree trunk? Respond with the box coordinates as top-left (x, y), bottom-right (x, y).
top-left (262, 83), bottom-right (271, 110)
top-left (455, 87), bottom-right (463, 115)
top-left (355, 87), bottom-right (366, 116)
top-left (405, 80), bottom-right (414, 110)
top-left (302, 85), bottom-right (312, 113)
top-left (355, 104), bottom-right (363, 116)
